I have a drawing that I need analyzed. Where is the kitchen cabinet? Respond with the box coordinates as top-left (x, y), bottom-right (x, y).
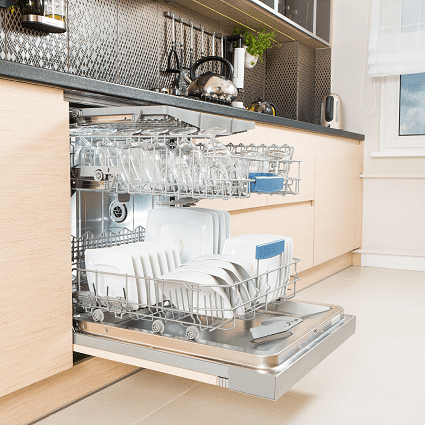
top-left (178, 0), bottom-right (331, 48)
top-left (0, 78), bottom-right (72, 398)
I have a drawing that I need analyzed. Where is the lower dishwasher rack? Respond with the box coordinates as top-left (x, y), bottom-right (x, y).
top-left (73, 300), bottom-right (355, 400)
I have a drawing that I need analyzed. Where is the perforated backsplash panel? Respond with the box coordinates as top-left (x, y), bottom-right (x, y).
top-left (297, 42), bottom-right (315, 123)
top-left (4, 6), bottom-right (67, 71)
top-left (314, 47), bottom-right (331, 124)
top-left (265, 42), bottom-right (299, 120)
top-left (265, 41), bottom-right (330, 123)
top-left (0, 1), bottom-right (330, 124)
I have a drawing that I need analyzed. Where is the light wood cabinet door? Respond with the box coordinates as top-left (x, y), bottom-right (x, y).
top-left (0, 79), bottom-right (72, 397)
top-left (313, 136), bottom-right (363, 266)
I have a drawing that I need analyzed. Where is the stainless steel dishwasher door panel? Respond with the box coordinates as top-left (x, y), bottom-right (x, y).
top-left (73, 301), bottom-right (356, 400)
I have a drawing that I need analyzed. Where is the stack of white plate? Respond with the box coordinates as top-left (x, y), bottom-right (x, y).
top-left (160, 254), bottom-right (253, 318)
top-left (85, 242), bottom-right (181, 309)
top-left (145, 207), bottom-right (230, 263)
top-left (222, 235), bottom-right (293, 302)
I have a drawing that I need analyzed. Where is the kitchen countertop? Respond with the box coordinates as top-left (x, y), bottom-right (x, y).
top-left (0, 60), bottom-right (364, 141)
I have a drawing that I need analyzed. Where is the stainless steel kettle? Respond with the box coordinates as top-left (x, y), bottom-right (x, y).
top-left (187, 56), bottom-right (238, 104)
top-left (248, 98), bottom-right (276, 115)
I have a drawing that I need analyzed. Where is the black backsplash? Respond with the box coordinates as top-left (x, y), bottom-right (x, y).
top-left (0, 0), bottom-right (330, 123)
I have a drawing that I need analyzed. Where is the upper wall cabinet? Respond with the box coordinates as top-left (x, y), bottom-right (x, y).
top-left (179, 0), bottom-right (331, 48)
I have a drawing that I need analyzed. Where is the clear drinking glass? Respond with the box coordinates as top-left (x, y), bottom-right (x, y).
top-left (169, 127), bottom-right (201, 194)
top-left (197, 127), bottom-right (232, 196)
top-left (140, 128), bottom-right (174, 193)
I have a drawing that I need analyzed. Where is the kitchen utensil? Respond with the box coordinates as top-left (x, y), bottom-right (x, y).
top-left (250, 316), bottom-right (302, 339)
top-left (179, 20), bottom-right (185, 70)
top-left (248, 98), bottom-right (276, 115)
top-left (189, 22), bottom-right (194, 67)
top-left (201, 26), bottom-right (205, 58)
top-left (166, 14), bottom-right (180, 73)
top-left (187, 56), bottom-right (238, 104)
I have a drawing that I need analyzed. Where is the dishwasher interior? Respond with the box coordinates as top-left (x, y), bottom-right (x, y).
top-left (70, 104), bottom-right (355, 401)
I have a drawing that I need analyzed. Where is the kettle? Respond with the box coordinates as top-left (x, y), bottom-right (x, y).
top-left (187, 56), bottom-right (238, 104)
top-left (248, 98), bottom-right (276, 115)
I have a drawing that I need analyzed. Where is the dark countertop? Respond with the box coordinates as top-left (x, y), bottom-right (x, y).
top-left (0, 60), bottom-right (365, 141)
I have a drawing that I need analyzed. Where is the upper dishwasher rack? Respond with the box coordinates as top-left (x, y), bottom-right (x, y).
top-left (69, 105), bottom-right (300, 200)
top-left (70, 135), bottom-right (300, 200)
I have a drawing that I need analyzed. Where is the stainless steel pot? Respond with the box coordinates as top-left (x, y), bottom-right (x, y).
top-left (187, 56), bottom-right (238, 104)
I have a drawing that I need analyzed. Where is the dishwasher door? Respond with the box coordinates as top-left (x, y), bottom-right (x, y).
top-left (73, 300), bottom-right (355, 401)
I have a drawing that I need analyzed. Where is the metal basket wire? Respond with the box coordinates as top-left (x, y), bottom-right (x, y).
top-left (73, 258), bottom-right (299, 333)
top-left (70, 135), bottom-right (300, 200)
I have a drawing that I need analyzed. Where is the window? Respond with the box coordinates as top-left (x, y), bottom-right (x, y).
top-left (399, 73), bottom-right (425, 136)
top-left (372, 74), bottom-right (425, 157)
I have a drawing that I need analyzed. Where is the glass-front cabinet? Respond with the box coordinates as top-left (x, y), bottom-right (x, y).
top-left (256, 0), bottom-right (331, 44)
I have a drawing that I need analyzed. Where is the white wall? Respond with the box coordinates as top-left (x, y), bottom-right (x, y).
top-left (331, 0), bottom-right (425, 271)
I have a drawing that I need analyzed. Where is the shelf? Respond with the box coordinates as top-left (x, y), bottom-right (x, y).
top-left (178, 0), bottom-right (330, 49)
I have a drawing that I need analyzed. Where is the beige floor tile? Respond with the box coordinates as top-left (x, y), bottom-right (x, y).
top-left (407, 390), bottom-right (425, 425)
top-left (296, 275), bottom-right (360, 304)
top-left (334, 301), bottom-right (425, 353)
top-left (36, 370), bottom-right (198, 425)
top-left (335, 272), bottom-right (425, 309)
top-left (134, 383), bottom-right (406, 425)
top-left (286, 338), bottom-right (425, 422)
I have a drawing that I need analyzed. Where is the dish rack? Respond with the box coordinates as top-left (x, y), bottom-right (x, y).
top-left (72, 227), bottom-right (299, 340)
top-left (70, 134), bottom-right (301, 200)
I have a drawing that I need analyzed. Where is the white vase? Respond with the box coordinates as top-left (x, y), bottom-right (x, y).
top-left (244, 47), bottom-right (259, 69)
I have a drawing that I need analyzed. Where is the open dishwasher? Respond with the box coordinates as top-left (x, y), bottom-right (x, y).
top-left (70, 105), bottom-right (356, 401)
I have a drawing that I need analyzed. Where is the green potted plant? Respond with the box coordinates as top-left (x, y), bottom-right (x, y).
top-left (234, 27), bottom-right (278, 69)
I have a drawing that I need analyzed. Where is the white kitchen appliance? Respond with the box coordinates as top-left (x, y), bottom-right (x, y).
top-left (321, 93), bottom-right (342, 129)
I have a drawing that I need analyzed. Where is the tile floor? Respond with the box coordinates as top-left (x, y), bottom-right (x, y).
top-left (36, 266), bottom-right (425, 425)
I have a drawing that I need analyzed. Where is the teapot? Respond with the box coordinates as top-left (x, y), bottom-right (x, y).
top-left (187, 56), bottom-right (238, 105)
top-left (248, 98), bottom-right (276, 115)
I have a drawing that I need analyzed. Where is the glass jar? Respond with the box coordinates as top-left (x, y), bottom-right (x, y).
top-left (44, 0), bottom-right (65, 22)
top-left (18, 0), bottom-right (44, 16)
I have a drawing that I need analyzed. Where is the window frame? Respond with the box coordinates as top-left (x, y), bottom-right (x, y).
top-left (372, 75), bottom-right (425, 157)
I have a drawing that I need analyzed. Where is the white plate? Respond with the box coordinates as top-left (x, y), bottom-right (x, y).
top-left (191, 208), bottom-right (220, 254)
top-left (160, 269), bottom-right (234, 318)
top-left (194, 254), bottom-right (256, 300)
top-left (227, 234), bottom-right (293, 299)
top-left (180, 263), bottom-right (245, 315)
top-left (113, 245), bottom-right (158, 306)
top-left (188, 258), bottom-right (250, 305)
top-left (132, 242), bottom-right (175, 274)
top-left (145, 208), bottom-right (214, 263)
top-left (85, 248), bottom-right (139, 310)
top-left (223, 210), bottom-right (231, 239)
top-left (213, 209), bottom-right (229, 254)
top-left (223, 235), bottom-right (290, 302)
